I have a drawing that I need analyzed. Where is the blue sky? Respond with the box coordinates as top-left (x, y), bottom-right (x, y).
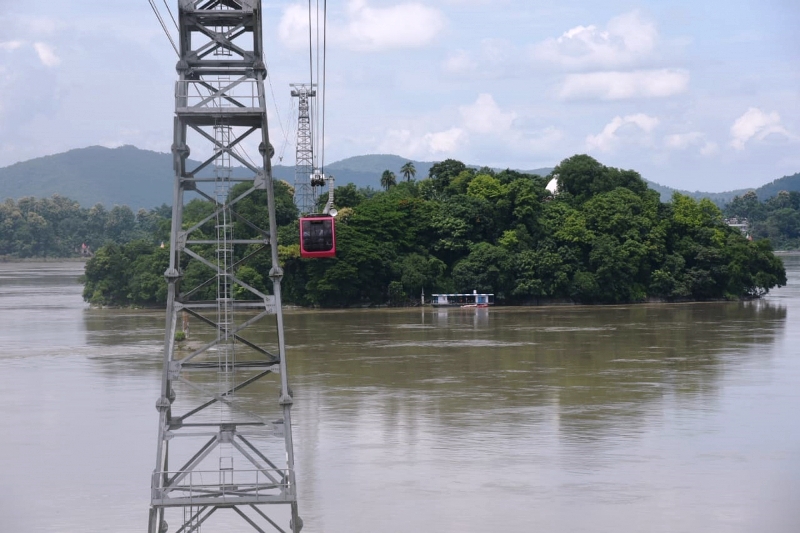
top-left (0, 0), bottom-right (797, 191)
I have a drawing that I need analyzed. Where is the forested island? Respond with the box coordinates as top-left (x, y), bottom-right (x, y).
top-left (1, 154), bottom-right (787, 307)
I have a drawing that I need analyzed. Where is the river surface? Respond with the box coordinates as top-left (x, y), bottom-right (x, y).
top-left (0, 258), bottom-right (799, 532)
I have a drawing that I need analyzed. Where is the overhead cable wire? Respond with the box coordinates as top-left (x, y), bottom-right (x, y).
top-left (308, 0), bottom-right (315, 169)
top-left (321, 0), bottom-right (327, 173)
top-left (278, 96), bottom-right (297, 163)
top-left (315, 0), bottom-right (321, 168)
top-left (162, 0), bottom-right (179, 30)
top-left (147, 0), bottom-right (179, 57)
top-left (266, 73), bottom-right (289, 154)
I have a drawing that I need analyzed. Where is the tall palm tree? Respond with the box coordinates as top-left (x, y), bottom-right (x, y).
top-left (380, 170), bottom-right (397, 190)
top-left (400, 161), bottom-right (416, 182)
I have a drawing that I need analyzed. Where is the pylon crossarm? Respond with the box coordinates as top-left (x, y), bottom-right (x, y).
top-left (181, 247), bottom-right (271, 300)
top-left (165, 436), bottom-right (219, 487)
top-left (196, 79), bottom-right (249, 108)
top-left (186, 125), bottom-right (259, 176)
top-left (237, 434), bottom-right (285, 475)
top-left (164, 435), bottom-right (220, 488)
top-left (190, 77), bottom-right (250, 108)
top-left (179, 369), bottom-right (274, 421)
top-left (230, 440), bottom-right (284, 484)
top-left (232, 506), bottom-right (269, 533)
top-left (190, 186), bottom-right (269, 238)
top-left (250, 505), bottom-right (289, 533)
top-left (173, 507), bottom-right (212, 533)
top-left (177, 307), bottom-right (279, 363)
top-left (193, 181), bottom-right (257, 210)
top-left (180, 244), bottom-right (267, 300)
top-left (176, 376), bottom-right (268, 424)
top-left (193, 24), bottom-right (249, 58)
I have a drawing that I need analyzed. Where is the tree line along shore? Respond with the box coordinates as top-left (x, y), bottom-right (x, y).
top-left (0, 154), bottom-right (787, 307)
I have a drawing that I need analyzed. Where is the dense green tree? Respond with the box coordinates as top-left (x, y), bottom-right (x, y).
top-left (555, 154), bottom-right (648, 205)
top-left (380, 170), bottom-right (397, 191)
top-left (332, 183), bottom-right (366, 209)
top-left (467, 174), bottom-right (506, 202)
top-left (452, 243), bottom-right (512, 295)
top-left (400, 161), bottom-right (416, 182)
top-left (77, 155), bottom-right (787, 307)
top-left (423, 159), bottom-right (469, 199)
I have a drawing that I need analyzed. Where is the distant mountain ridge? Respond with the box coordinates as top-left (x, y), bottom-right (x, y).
top-left (0, 145), bottom-right (796, 208)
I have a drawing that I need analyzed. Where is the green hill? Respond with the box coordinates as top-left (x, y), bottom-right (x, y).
top-left (0, 145), bottom-right (174, 210)
top-left (0, 145), bottom-right (795, 208)
top-left (0, 146), bottom-right (553, 207)
top-left (644, 180), bottom-right (753, 205)
top-left (754, 172), bottom-right (800, 200)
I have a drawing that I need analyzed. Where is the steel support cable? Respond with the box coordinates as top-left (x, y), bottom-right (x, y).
top-left (321, 0), bottom-right (327, 173)
top-left (307, 0), bottom-right (315, 147)
top-left (162, 0), bottom-right (179, 30)
top-left (266, 72), bottom-right (291, 162)
top-left (315, 0), bottom-right (321, 166)
top-left (278, 98), bottom-right (297, 163)
top-left (147, 0), bottom-right (179, 57)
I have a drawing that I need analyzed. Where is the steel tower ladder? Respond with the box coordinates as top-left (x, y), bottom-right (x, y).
top-left (148, 1), bottom-right (301, 531)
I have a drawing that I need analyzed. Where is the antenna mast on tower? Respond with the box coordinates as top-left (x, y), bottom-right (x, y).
top-left (290, 83), bottom-right (317, 215)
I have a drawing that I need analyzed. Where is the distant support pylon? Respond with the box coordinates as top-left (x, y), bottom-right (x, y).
top-left (291, 83), bottom-right (317, 215)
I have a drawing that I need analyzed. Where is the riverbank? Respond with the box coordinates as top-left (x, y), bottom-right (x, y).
top-left (0, 256), bottom-right (89, 263)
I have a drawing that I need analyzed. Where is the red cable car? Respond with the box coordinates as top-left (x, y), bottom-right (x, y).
top-left (299, 215), bottom-right (336, 258)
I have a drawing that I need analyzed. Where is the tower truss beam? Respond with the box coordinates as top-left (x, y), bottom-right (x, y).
top-left (149, 1), bottom-right (301, 532)
top-left (290, 83), bottom-right (317, 215)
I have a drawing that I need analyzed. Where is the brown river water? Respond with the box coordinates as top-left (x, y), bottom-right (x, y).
top-left (0, 257), bottom-right (798, 532)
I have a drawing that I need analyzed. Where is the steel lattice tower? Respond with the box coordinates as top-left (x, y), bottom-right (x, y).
top-left (290, 84), bottom-right (316, 215)
top-left (149, 1), bottom-right (301, 532)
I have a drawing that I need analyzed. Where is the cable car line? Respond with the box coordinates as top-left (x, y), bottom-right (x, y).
top-left (321, 0), bottom-right (327, 174)
top-left (146, 0), bottom-right (179, 57)
top-left (298, 0), bottom-right (336, 259)
top-left (266, 71), bottom-right (290, 162)
top-left (161, 0), bottom-right (178, 31)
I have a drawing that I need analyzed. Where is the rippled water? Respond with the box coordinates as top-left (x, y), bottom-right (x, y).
top-left (1, 258), bottom-right (799, 532)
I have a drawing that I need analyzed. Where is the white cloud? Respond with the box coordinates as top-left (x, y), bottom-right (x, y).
top-left (730, 107), bottom-right (792, 150)
top-left (664, 131), bottom-right (720, 156)
top-left (700, 142), bottom-right (719, 156)
top-left (664, 131), bottom-right (704, 150)
top-left (379, 127), bottom-right (467, 158)
top-left (377, 94), bottom-right (562, 163)
top-left (279, 0), bottom-right (445, 52)
top-left (443, 39), bottom-right (516, 78)
top-left (277, 5), bottom-right (310, 50)
top-left (459, 93), bottom-right (516, 134)
top-left (33, 42), bottom-right (60, 67)
top-left (426, 127), bottom-right (466, 153)
top-left (532, 11), bottom-right (657, 70)
top-left (0, 40), bottom-right (24, 51)
top-left (343, 0), bottom-right (445, 51)
top-left (559, 69), bottom-right (689, 100)
top-left (444, 49), bottom-right (478, 74)
top-left (528, 127), bottom-right (564, 152)
top-left (586, 114), bottom-right (659, 152)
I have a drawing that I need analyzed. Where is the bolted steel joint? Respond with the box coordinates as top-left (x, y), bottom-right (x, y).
top-left (171, 142), bottom-right (190, 158)
top-left (155, 397), bottom-right (171, 411)
top-left (253, 59), bottom-right (267, 77)
top-left (259, 141), bottom-right (275, 159)
top-left (269, 266), bottom-right (284, 280)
